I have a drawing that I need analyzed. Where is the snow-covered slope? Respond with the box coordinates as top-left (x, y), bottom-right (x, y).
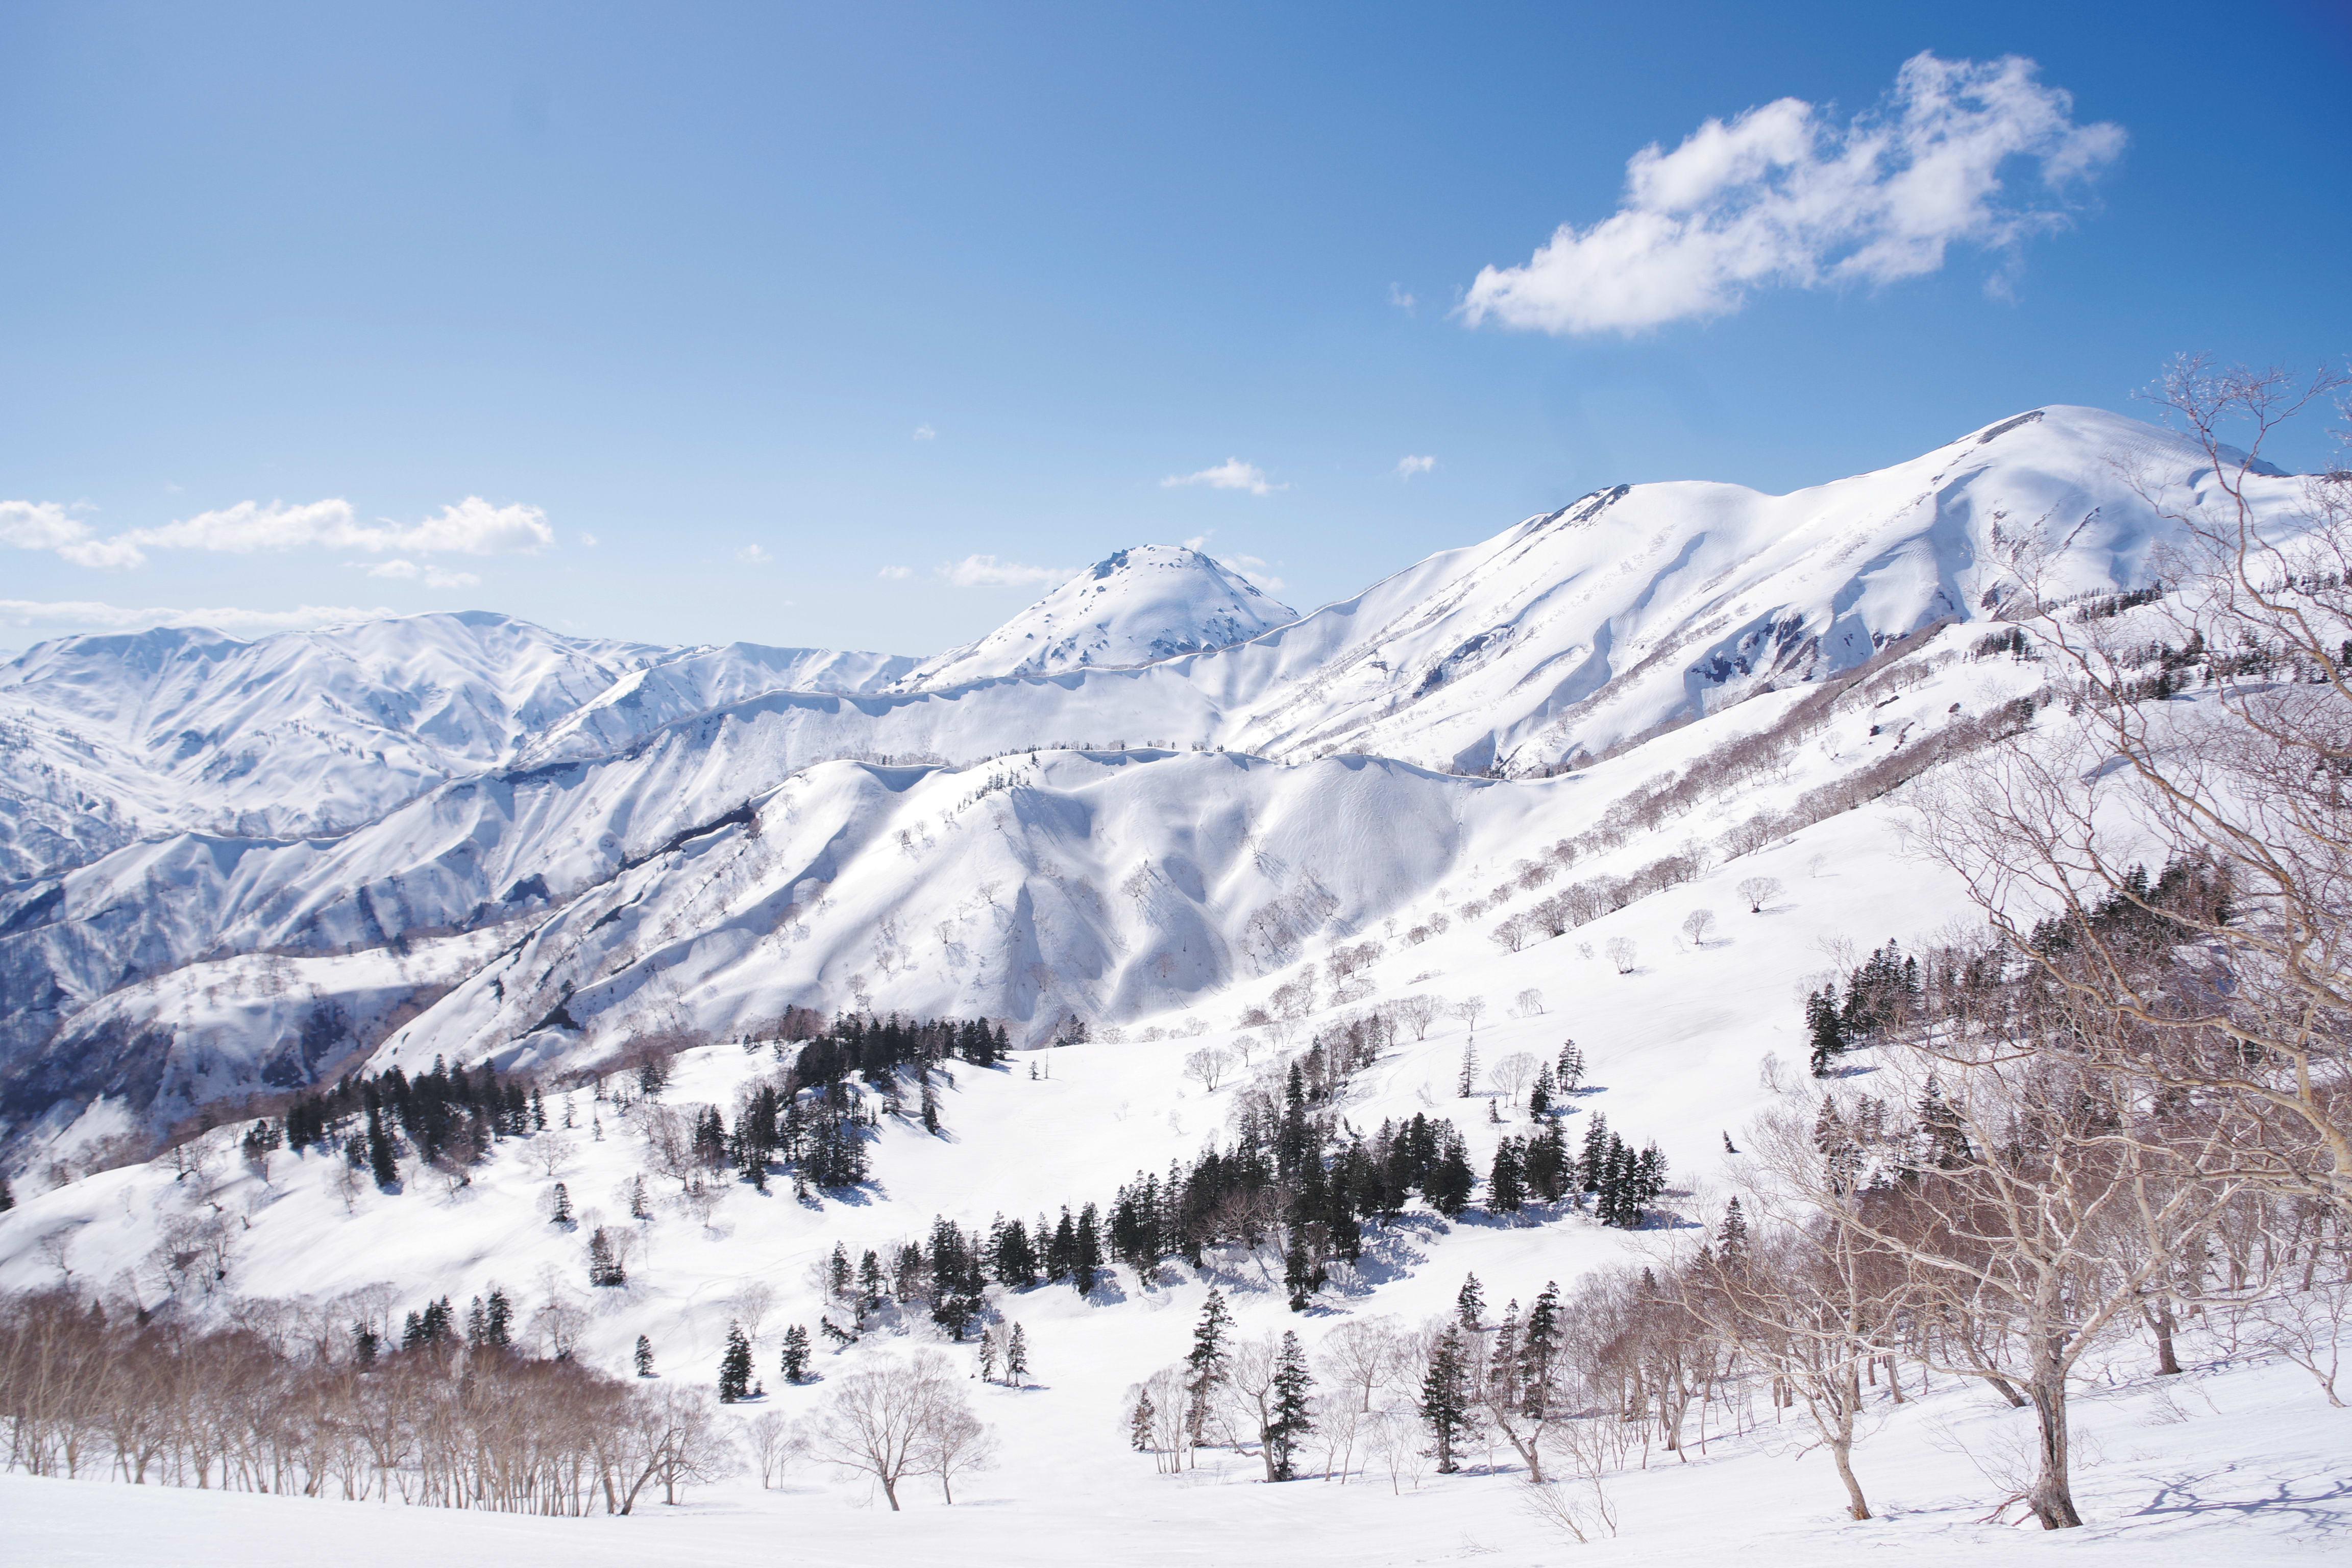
top-left (0, 406), bottom-right (2319, 1153)
top-left (896, 545), bottom-right (1297, 689)
top-left (0, 614), bottom-right (916, 880)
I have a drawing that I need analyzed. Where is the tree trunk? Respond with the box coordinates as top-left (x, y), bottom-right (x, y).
top-left (1831, 1365), bottom-right (1870, 1521)
top-left (880, 1473), bottom-right (901, 1511)
top-left (2026, 1366), bottom-right (2083, 1529)
top-left (2143, 1299), bottom-right (2181, 1377)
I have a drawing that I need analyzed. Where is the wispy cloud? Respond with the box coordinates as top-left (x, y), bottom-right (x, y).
top-left (0, 598), bottom-right (399, 634)
top-left (877, 565), bottom-right (913, 580)
top-left (913, 424), bottom-right (937, 442)
top-left (941, 554), bottom-right (1071, 589)
top-left (1462, 53), bottom-right (2123, 336)
top-left (360, 559), bottom-right (481, 589)
top-left (1394, 455), bottom-right (1437, 479)
top-left (1162, 458), bottom-right (1283, 497)
top-left (1, 495), bottom-right (557, 569)
top-left (1388, 283), bottom-right (1416, 311)
top-left (1218, 553), bottom-right (1287, 596)
top-left (736, 544), bottom-right (772, 565)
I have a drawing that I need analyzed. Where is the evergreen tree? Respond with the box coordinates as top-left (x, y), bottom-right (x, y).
top-left (1527, 1066), bottom-right (1553, 1117)
top-left (1520, 1282), bottom-right (1561, 1417)
top-left (530, 1086), bottom-right (547, 1132)
top-left (1488, 1138), bottom-right (1526, 1214)
top-left (1006, 1322), bottom-right (1030, 1386)
top-left (1716, 1196), bottom-right (1750, 1262)
top-left (1455, 1272), bottom-right (1485, 1332)
top-left (856, 1250), bottom-right (886, 1320)
top-left (1425, 1131), bottom-right (1476, 1217)
top-left (1282, 1229), bottom-right (1325, 1311)
top-left (990, 1216), bottom-right (1039, 1288)
top-left (1419, 1327), bottom-right (1475, 1474)
top-left (779, 1325), bottom-right (811, 1383)
top-left (1185, 1289), bottom-right (1232, 1441)
top-left (1072, 1203), bottom-right (1104, 1295)
top-left (1266, 1331), bottom-right (1315, 1481)
top-left (634, 1335), bottom-right (655, 1377)
top-left (1457, 1040), bottom-right (1480, 1098)
top-left (587, 1228), bottom-right (626, 1286)
top-left (827, 1242), bottom-right (854, 1303)
top-left (1806, 986), bottom-right (1848, 1076)
top-left (1556, 1039), bottom-right (1584, 1094)
top-left (1578, 1114), bottom-right (1611, 1192)
top-left (1130, 1389), bottom-right (1156, 1451)
top-left (1, 1170), bottom-right (14, 1211)
top-left (549, 1181), bottom-right (572, 1226)
top-left (352, 1324), bottom-right (379, 1368)
top-left (718, 1323), bottom-right (753, 1402)
top-left (978, 1330), bottom-right (1000, 1384)
top-left (366, 1105), bottom-right (399, 1189)
top-left (628, 1174), bottom-right (651, 1218)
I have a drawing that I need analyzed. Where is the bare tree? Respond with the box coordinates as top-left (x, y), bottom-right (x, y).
top-left (1605, 937), bottom-right (1637, 974)
top-left (1489, 1052), bottom-right (1541, 1107)
top-left (531, 1135), bottom-right (577, 1179)
top-left (1513, 987), bottom-right (1545, 1017)
top-left (1681, 909), bottom-right (1718, 947)
top-left (1183, 1048), bottom-right (1233, 1093)
top-left (744, 1409), bottom-right (801, 1487)
top-left (804, 1354), bottom-right (975, 1511)
top-left (1914, 357), bottom-right (2352, 1216)
top-left (1452, 996), bottom-right (1488, 1037)
top-left (1395, 995), bottom-right (1441, 1042)
top-left (728, 1282), bottom-right (777, 1343)
top-left (1736, 876), bottom-right (1782, 914)
top-left (915, 1395), bottom-right (998, 1503)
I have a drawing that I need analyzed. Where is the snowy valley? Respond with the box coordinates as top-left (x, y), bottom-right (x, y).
top-left (1, 403), bottom-right (2346, 1565)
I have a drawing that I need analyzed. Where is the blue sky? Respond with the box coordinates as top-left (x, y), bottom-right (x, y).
top-left (3, 1), bottom-right (2347, 656)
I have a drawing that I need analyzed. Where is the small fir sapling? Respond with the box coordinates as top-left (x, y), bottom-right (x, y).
top-left (634, 1335), bottom-right (655, 1377)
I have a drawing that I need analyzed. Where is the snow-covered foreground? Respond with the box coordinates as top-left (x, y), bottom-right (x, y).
top-left (6, 1337), bottom-right (2343, 1567)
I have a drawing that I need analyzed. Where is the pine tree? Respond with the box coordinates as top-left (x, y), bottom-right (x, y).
top-left (857, 1249), bottom-right (887, 1317)
top-left (1806, 985), bottom-right (1848, 1076)
top-left (1456, 1272), bottom-right (1485, 1332)
top-left (1006, 1322), bottom-right (1030, 1385)
top-left (1556, 1039), bottom-right (1584, 1094)
top-left (1458, 1040), bottom-right (1480, 1097)
top-left (827, 1242), bottom-right (854, 1303)
top-left (1130, 1389), bottom-right (1156, 1451)
top-left (1578, 1114), bottom-right (1611, 1192)
top-left (484, 1287), bottom-right (512, 1348)
top-left (587, 1227), bottom-right (625, 1286)
top-left (779, 1325), bottom-right (811, 1383)
top-left (549, 1181), bottom-right (572, 1226)
top-left (1185, 1289), bottom-right (1232, 1441)
top-left (1282, 1229), bottom-right (1325, 1311)
top-left (634, 1335), bottom-right (655, 1377)
top-left (628, 1174), bottom-right (650, 1218)
top-left (1527, 1066), bottom-right (1553, 1118)
top-left (718, 1323), bottom-right (753, 1402)
top-left (0, 1170), bottom-right (13, 1212)
top-left (1716, 1196), bottom-right (1750, 1262)
top-left (1488, 1138), bottom-right (1526, 1214)
top-left (1419, 1327), bottom-right (1475, 1474)
top-left (366, 1106), bottom-right (399, 1189)
top-left (1266, 1332), bottom-right (1315, 1481)
top-left (1520, 1282), bottom-right (1561, 1417)
top-left (530, 1086), bottom-right (547, 1131)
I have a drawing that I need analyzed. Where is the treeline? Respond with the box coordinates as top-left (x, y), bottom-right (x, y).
top-left (0, 1288), bottom-right (733, 1514)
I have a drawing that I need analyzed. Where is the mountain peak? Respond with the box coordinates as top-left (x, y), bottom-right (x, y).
top-left (897, 544), bottom-right (1297, 689)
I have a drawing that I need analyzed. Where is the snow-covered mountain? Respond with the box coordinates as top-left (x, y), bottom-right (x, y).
top-left (0, 612), bottom-right (918, 880)
top-left (0, 406), bottom-right (2319, 1155)
top-left (896, 545), bottom-right (1297, 689)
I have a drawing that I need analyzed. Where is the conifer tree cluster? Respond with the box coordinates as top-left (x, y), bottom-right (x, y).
top-left (1577, 1115), bottom-right (1669, 1228)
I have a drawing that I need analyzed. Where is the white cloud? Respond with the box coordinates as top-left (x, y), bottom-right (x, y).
top-left (940, 554), bottom-right (1071, 589)
top-left (1394, 455), bottom-right (1437, 479)
top-left (359, 559), bottom-right (480, 589)
top-left (913, 425), bottom-right (937, 441)
top-left (877, 565), bottom-right (913, 580)
top-left (1217, 553), bottom-right (1287, 595)
top-left (3, 495), bottom-right (559, 569)
top-left (1462, 53), bottom-right (2123, 336)
top-left (1, 500), bottom-right (143, 568)
top-left (1162, 458), bottom-right (1283, 497)
top-left (1181, 533), bottom-right (1213, 551)
top-left (1388, 283), bottom-right (1416, 310)
top-left (0, 599), bottom-right (399, 634)
top-left (577, 532), bottom-right (600, 548)
top-left (737, 544), bottom-right (772, 565)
